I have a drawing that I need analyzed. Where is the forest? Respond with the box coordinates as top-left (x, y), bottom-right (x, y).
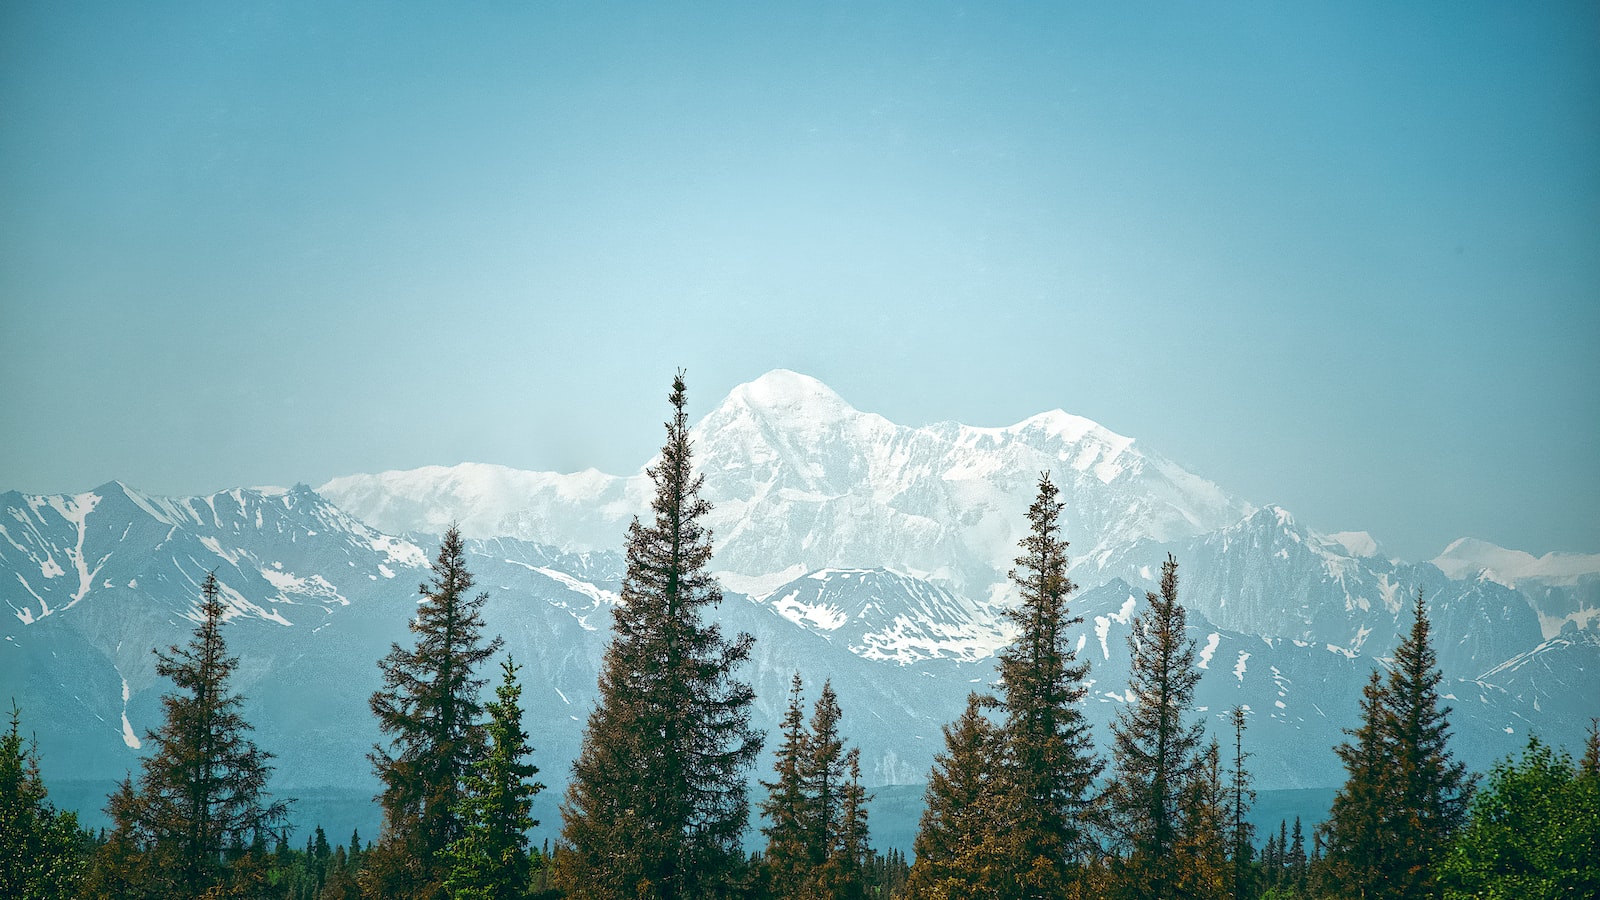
top-left (3, 374), bottom-right (1596, 900)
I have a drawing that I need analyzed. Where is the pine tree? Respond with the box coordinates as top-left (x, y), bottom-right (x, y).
top-left (0, 704), bottom-right (87, 899)
top-left (819, 747), bottom-right (871, 900)
top-left (1287, 817), bottom-right (1306, 892)
top-left (558, 371), bottom-right (761, 900)
top-left (904, 693), bottom-right (1009, 900)
top-left (760, 674), bottom-right (812, 899)
top-left (1102, 554), bottom-right (1205, 899)
top-left (1227, 705), bottom-right (1256, 900)
top-left (760, 677), bottom-right (872, 900)
top-left (443, 657), bottom-right (545, 900)
top-left (367, 527), bottom-right (504, 900)
top-left (994, 472), bottom-right (1102, 898)
top-left (1174, 739), bottom-right (1230, 900)
top-left (93, 572), bottom-right (287, 898)
top-left (1321, 590), bottom-right (1471, 900)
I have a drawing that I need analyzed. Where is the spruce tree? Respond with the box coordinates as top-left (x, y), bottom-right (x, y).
top-left (94, 571), bottom-right (287, 898)
top-left (1174, 739), bottom-right (1229, 900)
top-left (819, 746), bottom-right (871, 900)
top-left (1227, 705), bottom-right (1256, 900)
top-left (759, 674), bottom-right (811, 899)
top-left (1322, 590), bottom-right (1470, 900)
top-left (904, 693), bottom-right (1009, 900)
top-left (1102, 554), bottom-right (1205, 900)
top-left (994, 472), bottom-right (1101, 897)
top-left (0, 704), bottom-right (87, 899)
top-left (367, 526), bottom-right (504, 900)
top-left (1287, 817), bottom-right (1306, 892)
top-left (558, 371), bottom-right (761, 900)
top-left (1320, 671), bottom-right (1390, 894)
top-left (443, 657), bottom-right (545, 900)
top-left (760, 676), bottom-right (872, 900)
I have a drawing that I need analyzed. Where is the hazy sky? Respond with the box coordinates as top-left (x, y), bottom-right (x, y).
top-left (2, 2), bottom-right (1596, 563)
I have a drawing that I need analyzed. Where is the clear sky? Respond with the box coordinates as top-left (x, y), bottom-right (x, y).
top-left (2, 2), bottom-right (1596, 563)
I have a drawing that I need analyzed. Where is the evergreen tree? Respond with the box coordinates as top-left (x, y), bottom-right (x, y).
top-left (1286, 817), bottom-right (1306, 892)
top-left (558, 372), bottom-right (762, 900)
top-left (1174, 739), bottom-right (1229, 900)
top-left (1439, 734), bottom-right (1599, 899)
top-left (1102, 554), bottom-right (1205, 900)
top-left (367, 526), bottom-right (504, 900)
top-left (759, 674), bottom-right (811, 899)
top-left (1319, 671), bottom-right (1390, 894)
top-left (1321, 590), bottom-right (1471, 900)
top-left (760, 677), bottom-right (873, 900)
top-left (443, 657), bottom-right (545, 900)
top-left (0, 704), bottom-right (87, 899)
top-left (993, 472), bottom-right (1101, 898)
top-left (824, 748), bottom-right (871, 900)
top-left (93, 572), bottom-right (287, 898)
top-left (1227, 705), bottom-right (1256, 900)
top-left (904, 693), bottom-right (1009, 900)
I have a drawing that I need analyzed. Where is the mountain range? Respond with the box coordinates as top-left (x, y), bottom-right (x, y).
top-left (4, 369), bottom-right (1596, 847)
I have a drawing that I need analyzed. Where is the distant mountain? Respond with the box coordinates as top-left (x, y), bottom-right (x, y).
top-left (1431, 537), bottom-right (1600, 637)
top-left (321, 369), bottom-right (1251, 599)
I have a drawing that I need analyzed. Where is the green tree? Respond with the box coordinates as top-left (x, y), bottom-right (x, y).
top-left (1439, 734), bottom-right (1599, 899)
top-left (443, 657), bottom-right (545, 900)
top-left (993, 472), bottom-right (1102, 898)
top-left (1321, 590), bottom-right (1471, 900)
top-left (0, 704), bottom-right (87, 899)
top-left (818, 746), bottom-right (871, 900)
top-left (904, 693), bottom-right (1009, 900)
top-left (558, 372), bottom-right (761, 900)
top-left (92, 572), bottom-right (287, 898)
top-left (1227, 705), bottom-right (1256, 900)
top-left (1173, 739), bottom-right (1229, 900)
top-left (1102, 554), bottom-right (1205, 900)
top-left (367, 526), bottom-right (504, 900)
top-left (760, 674), bottom-right (813, 899)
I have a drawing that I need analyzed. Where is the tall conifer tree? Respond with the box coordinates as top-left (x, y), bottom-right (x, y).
top-left (1102, 554), bottom-right (1205, 900)
top-left (442, 657), bottom-right (544, 900)
top-left (760, 677), bottom-right (872, 900)
top-left (994, 472), bottom-right (1101, 897)
top-left (904, 693), bottom-right (1009, 900)
top-left (558, 372), bottom-right (761, 900)
top-left (367, 526), bottom-right (504, 900)
top-left (1227, 705), bottom-right (1256, 900)
top-left (1321, 590), bottom-right (1470, 900)
top-left (94, 572), bottom-right (286, 898)
top-left (760, 674), bottom-right (812, 899)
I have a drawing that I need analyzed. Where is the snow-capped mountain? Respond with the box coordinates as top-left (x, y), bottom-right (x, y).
top-left (1431, 537), bottom-right (1600, 637)
top-left (756, 567), bottom-right (1011, 664)
top-left (321, 369), bottom-right (1251, 599)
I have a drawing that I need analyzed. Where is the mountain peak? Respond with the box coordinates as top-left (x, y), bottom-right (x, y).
top-left (725, 370), bottom-right (856, 421)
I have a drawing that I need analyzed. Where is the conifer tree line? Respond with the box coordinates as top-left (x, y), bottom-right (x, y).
top-left (4, 370), bottom-right (1597, 898)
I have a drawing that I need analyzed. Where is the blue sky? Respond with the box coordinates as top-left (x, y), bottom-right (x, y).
top-left (2, 2), bottom-right (1596, 562)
